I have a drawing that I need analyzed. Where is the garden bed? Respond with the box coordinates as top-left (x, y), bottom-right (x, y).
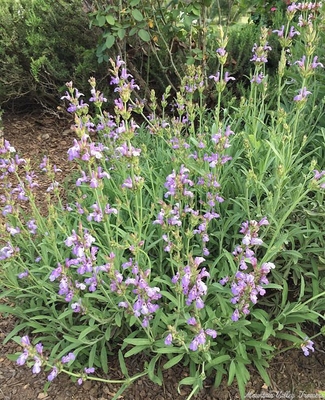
top-left (0, 112), bottom-right (324, 400)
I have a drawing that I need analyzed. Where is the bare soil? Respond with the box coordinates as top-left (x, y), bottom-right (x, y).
top-left (0, 112), bottom-right (324, 400)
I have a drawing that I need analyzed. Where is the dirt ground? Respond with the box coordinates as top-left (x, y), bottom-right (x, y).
top-left (0, 112), bottom-right (324, 400)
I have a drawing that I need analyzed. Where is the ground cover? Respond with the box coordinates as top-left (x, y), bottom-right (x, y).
top-left (0, 112), bottom-right (324, 400)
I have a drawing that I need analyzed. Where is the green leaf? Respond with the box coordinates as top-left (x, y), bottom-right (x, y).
top-left (97, 15), bottom-right (106, 27)
top-left (177, 376), bottom-right (197, 392)
top-left (129, 27), bottom-right (137, 36)
top-left (104, 34), bottom-right (115, 49)
top-left (281, 279), bottom-right (288, 309)
top-left (254, 360), bottom-right (270, 386)
top-left (236, 366), bottom-right (248, 400)
top-left (101, 345), bottom-right (108, 373)
top-left (251, 309), bottom-right (268, 323)
top-left (78, 325), bottom-right (99, 341)
top-left (4, 323), bottom-right (28, 344)
top-left (50, 341), bottom-right (62, 359)
top-left (262, 322), bottom-right (275, 341)
top-left (0, 304), bottom-right (22, 316)
top-left (147, 355), bottom-right (163, 385)
top-left (245, 340), bottom-right (274, 351)
top-left (123, 338), bottom-right (152, 346)
top-left (154, 346), bottom-right (185, 354)
top-left (85, 292), bottom-right (114, 302)
top-left (163, 353), bottom-right (184, 370)
top-left (276, 332), bottom-right (302, 343)
top-left (115, 312), bottom-right (122, 327)
top-left (132, 9), bottom-right (143, 21)
top-left (106, 15), bottom-right (115, 25)
top-left (159, 290), bottom-right (178, 306)
top-left (117, 28), bottom-right (126, 40)
top-left (63, 335), bottom-right (83, 344)
top-left (7, 354), bottom-right (19, 362)
top-left (118, 350), bottom-right (129, 377)
top-left (184, 15), bottom-right (195, 30)
top-left (105, 326), bottom-right (111, 340)
top-left (263, 283), bottom-right (282, 290)
top-left (88, 343), bottom-right (97, 367)
top-left (298, 274), bottom-right (305, 301)
top-left (206, 354), bottom-right (231, 369)
top-left (227, 359), bottom-right (236, 386)
top-left (57, 308), bottom-right (74, 320)
top-left (124, 345), bottom-right (148, 357)
top-left (138, 29), bottom-right (150, 42)
top-left (130, 0), bottom-right (140, 5)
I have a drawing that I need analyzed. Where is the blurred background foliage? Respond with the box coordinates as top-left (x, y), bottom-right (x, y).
top-left (0, 0), bottom-right (106, 111)
top-left (1, 0), bottom-right (323, 112)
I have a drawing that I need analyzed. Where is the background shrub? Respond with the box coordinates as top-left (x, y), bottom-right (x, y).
top-left (0, 0), bottom-right (106, 111)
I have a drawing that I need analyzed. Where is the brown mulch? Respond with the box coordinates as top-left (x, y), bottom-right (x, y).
top-left (0, 112), bottom-right (324, 400)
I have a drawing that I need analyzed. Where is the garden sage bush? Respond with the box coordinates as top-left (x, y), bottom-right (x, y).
top-left (1, 2), bottom-right (325, 400)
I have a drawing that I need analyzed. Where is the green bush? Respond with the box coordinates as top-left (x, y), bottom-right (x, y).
top-left (1, 3), bottom-right (325, 400)
top-left (0, 0), bottom-right (105, 110)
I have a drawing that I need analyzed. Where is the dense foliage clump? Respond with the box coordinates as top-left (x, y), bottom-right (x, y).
top-left (0, 0), bottom-right (105, 110)
top-left (1, 2), bottom-right (325, 400)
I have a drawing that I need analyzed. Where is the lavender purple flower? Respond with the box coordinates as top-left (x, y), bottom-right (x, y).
top-left (220, 218), bottom-right (275, 321)
top-left (250, 73), bottom-right (265, 84)
top-left (164, 165), bottom-right (194, 199)
top-left (165, 333), bottom-right (173, 345)
top-left (32, 356), bottom-right (42, 374)
top-left (27, 219), bottom-right (37, 234)
top-left (313, 169), bottom-right (325, 188)
top-left (0, 242), bottom-right (19, 260)
top-left (121, 260), bottom-right (162, 327)
top-left (18, 270), bottom-right (29, 279)
top-left (16, 350), bottom-right (29, 366)
top-left (189, 328), bottom-right (217, 351)
top-left (61, 352), bottom-right (76, 364)
top-left (172, 256), bottom-right (209, 309)
top-left (301, 337), bottom-right (315, 356)
top-left (250, 42), bottom-right (272, 64)
top-left (48, 367), bottom-right (59, 382)
top-left (294, 87), bottom-right (312, 102)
